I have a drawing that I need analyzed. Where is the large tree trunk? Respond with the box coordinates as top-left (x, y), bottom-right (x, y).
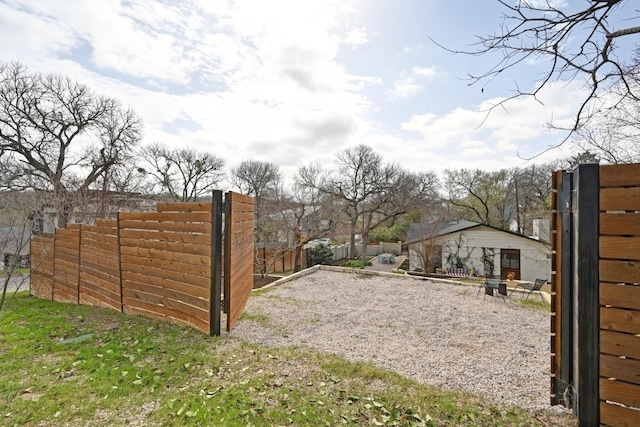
top-left (53, 183), bottom-right (72, 229)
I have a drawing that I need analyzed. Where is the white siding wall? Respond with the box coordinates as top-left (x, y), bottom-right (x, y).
top-left (408, 226), bottom-right (551, 282)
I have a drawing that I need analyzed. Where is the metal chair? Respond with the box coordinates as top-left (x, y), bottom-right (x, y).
top-left (509, 278), bottom-right (546, 301)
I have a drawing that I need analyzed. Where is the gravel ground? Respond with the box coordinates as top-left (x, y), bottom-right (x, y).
top-left (231, 268), bottom-right (553, 411)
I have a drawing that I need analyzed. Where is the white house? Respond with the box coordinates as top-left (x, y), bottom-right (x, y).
top-left (405, 220), bottom-right (551, 282)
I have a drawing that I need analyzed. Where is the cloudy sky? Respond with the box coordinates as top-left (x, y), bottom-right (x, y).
top-left (0, 0), bottom-right (614, 183)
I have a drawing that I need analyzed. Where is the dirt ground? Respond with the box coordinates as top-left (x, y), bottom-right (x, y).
top-left (253, 274), bottom-right (281, 289)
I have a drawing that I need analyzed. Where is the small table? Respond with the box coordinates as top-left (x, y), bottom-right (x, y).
top-left (378, 253), bottom-right (395, 264)
top-left (484, 278), bottom-right (508, 301)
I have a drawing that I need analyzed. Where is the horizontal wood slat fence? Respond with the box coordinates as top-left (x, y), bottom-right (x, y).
top-left (551, 163), bottom-right (640, 427)
top-left (30, 191), bottom-right (254, 336)
top-left (225, 192), bottom-right (255, 332)
top-left (254, 247), bottom-right (308, 274)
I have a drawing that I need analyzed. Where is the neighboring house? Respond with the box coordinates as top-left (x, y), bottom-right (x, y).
top-left (404, 220), bottom-right (551, 282)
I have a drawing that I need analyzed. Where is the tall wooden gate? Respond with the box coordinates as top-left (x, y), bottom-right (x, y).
top-left (551, 163), bottom-right (640, 426)
top-left (30, 190), bottom-right (254, 336)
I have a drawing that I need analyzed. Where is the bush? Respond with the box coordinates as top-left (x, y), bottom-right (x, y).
top-left (309, 244), bottom-right (334, 266)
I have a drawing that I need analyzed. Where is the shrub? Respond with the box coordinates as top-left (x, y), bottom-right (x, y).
top-left (309, 244), bottom-right (334, 266)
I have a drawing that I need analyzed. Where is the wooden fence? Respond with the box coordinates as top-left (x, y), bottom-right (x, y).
top-left (551, 164), bottom-right (640, 426)
top-left (30, 191), bottom-right (254, 336)
top-left (224, 192), bottom-right (254, 331)
top-left (254, 246), bottom-right (308, 274)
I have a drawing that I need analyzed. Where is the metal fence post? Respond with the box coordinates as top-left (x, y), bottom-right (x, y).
top-left (555, 170), bottom-right (574, 406)
top-left (210, 190), bottom-right (223, 337)
top-left (572, 163), bottom-right (600, 425)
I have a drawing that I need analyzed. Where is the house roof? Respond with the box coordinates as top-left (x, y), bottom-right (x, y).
top-left (405, 219), bottom-right (548, 246)
top-left (405, 220), bottom-right (480, 245)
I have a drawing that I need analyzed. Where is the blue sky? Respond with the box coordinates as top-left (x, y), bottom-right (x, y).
top-left (0, 0), bottom-right (602, 182)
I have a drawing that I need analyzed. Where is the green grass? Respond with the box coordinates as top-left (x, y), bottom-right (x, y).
top-left (0, 293), bottom-right (573, 426)
top-left (342, 260), bottom-right (373, 268)
top-left (0, 268), bottom-right (30, 276)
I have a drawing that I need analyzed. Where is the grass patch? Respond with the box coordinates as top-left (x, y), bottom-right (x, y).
top-left (0, 268), bottom-right (30, 276)
top-left (0, 293), bottom-right (574, 426)
top-left (342, 260), bottom-right (373, 268)
top-left (512, 297), bottom-right (551, 311)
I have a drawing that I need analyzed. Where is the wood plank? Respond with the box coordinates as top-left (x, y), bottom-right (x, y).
top-left (601, 306), bottom-right (640, 334)
top-left (229, 226), bottom-right (254, 244)
top-left (120, 254), bottom-right (210, 276)
top-left (81, 252), bottom-right (119, 272)
top-left (82, 224), bottom-right (117, 235)
top-left (600, 378), bottom-right (640, 409)
top-left (80, 273), bottom-right (120, 295)
top-left (600, 400), bottom-right (640, 427)
top-left (119, 246), bottom-right (210, 267)
top-left (601, 330), bottom-right (640, 359)
top-left (56, 228), bottom-right (80, 238)
top-left (228, 210), bottom-right (254, 223)
top-left (600, 283), bottom-right (640, 310)
top-left (52, 286), bottom-right (77, 303)
top-left (80, 290), bottom-right (120, 311)
top-left (54, 238), bottom-right (80, 251)
top-left (600, 163), bottom-right (640, 187)
top-left (600, 259), bottom-right (640, 284)
top-left (601, 237), bottom-right (640, 261)
top-left (227, 191), bottom-right (254, 204)
top-left (80, 263), bottom-right (119, 284)
top-left (55, 256), bottom-right (80, 270)
top-left (79, 284), bottom-right (121, 309)
top-left (118, 211), bottom-right (211, 223)
top-left (95, 218), bottom-right (117, 227)
top-left (601, 354), bottom-right (640, 385)
top-left (81, 231), bottom-right (118, 245)
top-left (120, 261), bottom-right (209, 288)
top-left (121, 271), bottom-right (209, 301)
top-left (156, 202), bottom-right (212, 212)
top-left (82, 240), bottom-right (118, 253)
top-left (121, 288), bottom-right (208, 320)
top-left (118, 229), bottom-right (211, 245)
top-left (119, 238), bottom-right (211, 256)
top-left (228, 258), bottom-right (254, 283)
top-left (123, 302), bottom-right (209, 334)
top-left (31, 282), bottom-right (53, 300)
top-left (601, 187), bottom-right (640, 212)
top-left (119, 220), bottom-right (210, 234)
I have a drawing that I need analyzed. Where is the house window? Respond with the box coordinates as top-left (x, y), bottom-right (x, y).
top-left (500, 249), bottom-right (520, 270)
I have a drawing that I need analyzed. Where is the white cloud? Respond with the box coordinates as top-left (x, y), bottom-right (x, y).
top-left (412, 66), bottom-right (437, 78)
top-left (389, 78), bottom-right (423, 98)
top-left (389, 65), bottom-right (439, 99)
top-left (398, 80), bottom-right (588, 173)
top-left (1, 0), bottom-right (589, 184)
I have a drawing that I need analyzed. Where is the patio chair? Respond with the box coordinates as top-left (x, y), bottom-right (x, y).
top-left (509, 278), bottom-right (546, 301)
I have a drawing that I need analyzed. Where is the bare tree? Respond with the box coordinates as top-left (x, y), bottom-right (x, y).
top-left (300, 145), bottom-right (439, 263)
top-left (444, 168), bottom-right (513, 229)
top-left (229, 160), bottom-right (282, 243)
top-left (408, 220), bottom-right (446, 274)
top-left (0, 62), bottom-right (142, 227)
top-left (137, 142), bottom-right (226, 202)
top-left (572, 95), bottom-right (640, 164)
top-left (453, 1), bottom-right (640, 135)
top-left (288, 176), bottom-right (330, 271)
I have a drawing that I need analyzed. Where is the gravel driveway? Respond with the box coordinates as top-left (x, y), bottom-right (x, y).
top-left (231, 268), bottom-right (553, 411)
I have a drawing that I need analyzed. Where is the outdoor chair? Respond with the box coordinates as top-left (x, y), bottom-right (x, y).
top-left (477, 276), bottom-right (507, 302)
top-left (509, 278), bottom-right (546, 301)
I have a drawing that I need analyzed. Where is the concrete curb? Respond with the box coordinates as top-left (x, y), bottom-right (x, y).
top-left (255, 266), bottom-right (551, 303)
